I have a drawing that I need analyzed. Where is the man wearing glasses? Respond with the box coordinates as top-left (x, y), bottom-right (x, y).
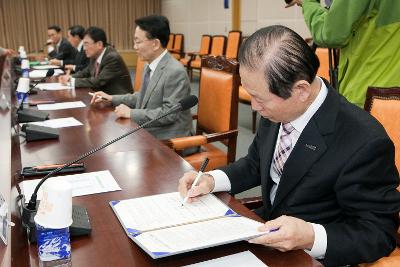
top-left (90, 15), bottom-right (193, 142)
top-left (59, 26), bottom-right (132, 95)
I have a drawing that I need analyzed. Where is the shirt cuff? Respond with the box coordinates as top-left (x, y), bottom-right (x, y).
top-left (60, 60), bottom-right (63, 66)
top-left (207, 170), bottom-right (231, 192)
top-left (70, 78), bottom-right (75, 88)
top-left (48, 46), bottom-right (54, 53)
top-left (73, 65), bottom-right (76, 71)
top-left (304, 223), bottom-right (327, 259)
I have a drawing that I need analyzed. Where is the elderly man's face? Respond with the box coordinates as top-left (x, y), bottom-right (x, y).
top-left (47, 29), bottom-right (61, 44)
top-left (240, 66), bottom-right (305, 123)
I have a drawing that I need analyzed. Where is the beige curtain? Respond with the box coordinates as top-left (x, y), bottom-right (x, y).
top-left (0, 0), bottom-right (161, 52)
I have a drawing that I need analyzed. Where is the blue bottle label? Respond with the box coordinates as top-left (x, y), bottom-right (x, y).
top-left (36, 224), bottom-right (71, 262)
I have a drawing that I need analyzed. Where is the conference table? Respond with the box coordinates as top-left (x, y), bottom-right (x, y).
top-left (3, 66), bottom-right (323, 267)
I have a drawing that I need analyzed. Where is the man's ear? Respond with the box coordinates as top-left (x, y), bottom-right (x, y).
top-left (292, 80), bottom-right (311, 102)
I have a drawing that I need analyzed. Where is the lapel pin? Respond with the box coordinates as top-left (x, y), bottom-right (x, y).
top-left (305, 144), bottom-right (317, 151)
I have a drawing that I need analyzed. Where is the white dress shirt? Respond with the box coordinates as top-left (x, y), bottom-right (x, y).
top-left (208, 77), bottom-right (329, 259)
top-left (147, 49), bottom-right (168, 79)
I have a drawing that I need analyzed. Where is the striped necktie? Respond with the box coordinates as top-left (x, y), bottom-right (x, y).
top-left (272, 123), bottom-right (295, 177)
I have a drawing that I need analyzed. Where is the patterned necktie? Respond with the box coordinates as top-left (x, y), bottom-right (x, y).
top-left (95, 62), bottom-right (100, 77)
top-left (138, 66), bottom-right (151, 108)
top-left (272, 123), bottom-right (295, 177)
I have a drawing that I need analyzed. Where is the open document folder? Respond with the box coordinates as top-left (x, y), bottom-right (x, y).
top-left (110, 192), bottom-right (264, 259)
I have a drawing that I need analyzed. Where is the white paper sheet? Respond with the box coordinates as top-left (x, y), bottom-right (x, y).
top-left (37, 101), bottom-right (86, 110)
top-left (32, 65), bottom-right (61, 70)
top-left (135, 216), bottom-right (263, 255)
top-left (36, 83), bottom-right (73, 91)
top-left (183, 251), bottom-right (268, 267)
top-left (112, 192), bottom-right (231, 232)
top-left (21, 117), bottom-right (83, 128)
top-left (21, 170), bottom-right (121, 203)
top-left (29, 69), bottom-right (64, 78)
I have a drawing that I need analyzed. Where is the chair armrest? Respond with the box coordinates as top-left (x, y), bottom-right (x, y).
top-left (187, 52), bottom-right (199, 57)
top-left (163, 135), bottom-right (207, 150)
top-left (163, 129), bottom-right (238, 151)
top-left (239, 196), bottom-right (263, 210)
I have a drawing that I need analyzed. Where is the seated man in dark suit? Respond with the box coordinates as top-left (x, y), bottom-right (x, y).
top-left (90, 15), bottom-right (193, 141)
top-left (178, 25), bottom-right (400, 267)
top-left (46, 25), bottom-right (76, 62)
top-left (49, 25), bottom-right (89, 72)
top-left (59, 26), bottom-right (132, 95)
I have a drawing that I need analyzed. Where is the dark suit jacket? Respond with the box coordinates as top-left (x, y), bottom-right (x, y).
top-left (111, 52), bottom-right (193, 140)
top-left (220, 81), bottom-right (400, 267)
top-left (63, 45), bottom-right (89, 72)
top-left (72, 47), bottom-right (132, 95)
top-left (48, 38), bottom-right (77, 62)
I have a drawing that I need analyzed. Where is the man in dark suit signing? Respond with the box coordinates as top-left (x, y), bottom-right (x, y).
top-left (59, 26), bottom-right (131, 95)
top-left (178, 25), bottom-right (400, 267)
top-left (90, 15), bottom-right (192, 140)
top-left (49, 25), bottom-right (89, 72)
top-left (46, 25), bottom-right (76, 62)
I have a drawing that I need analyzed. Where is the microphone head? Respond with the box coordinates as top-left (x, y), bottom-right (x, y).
top-left (179, 95), bottom-right (198, 111)
top-left (46, 69), bottom-right (55, 77)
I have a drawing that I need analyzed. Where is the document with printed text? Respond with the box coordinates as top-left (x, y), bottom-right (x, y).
top-left (110, 192), bottom-right (264, 259)
top-left (36, 83), bottom-right (73, 91)
top-left (22, 170), bottom-right (121, 203)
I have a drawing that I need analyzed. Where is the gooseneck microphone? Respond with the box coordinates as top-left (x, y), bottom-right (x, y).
top-left (23, 95), bottom-right (198, 219)
top-left (17, 69), bottom-right (54, 123)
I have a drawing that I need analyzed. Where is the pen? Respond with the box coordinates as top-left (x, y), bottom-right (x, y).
top-left (88, 92), bottom-right (107, 100)
top-left (33, 163), bottom-right (84, 170)
top-left (181, 157), bottom-right (209, 206)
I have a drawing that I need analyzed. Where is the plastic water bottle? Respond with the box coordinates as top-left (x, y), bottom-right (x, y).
top-left (21, 57), bottom-right (30, 78)
top-left (34, 180), bottom-right (73, 267)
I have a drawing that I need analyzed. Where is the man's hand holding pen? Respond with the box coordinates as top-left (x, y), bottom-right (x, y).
top-left (179, 158), bottom-right (213, 204)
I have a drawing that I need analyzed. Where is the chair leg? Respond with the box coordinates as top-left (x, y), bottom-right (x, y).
top-left (252, 111), bottom-right (257, 133)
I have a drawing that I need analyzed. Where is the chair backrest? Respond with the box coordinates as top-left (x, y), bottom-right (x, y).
top-left (173, 33), bottom-right (184, 52)
top-left (133, 57), bottom-right (146, 92)
top-left (197, 55), bottom-right (240, 162)
top-left (199, 35), bottom-right (212, 56)
top-left (225, 31), bottom-right (242, 59)
top-left (364, 87), bottom-right (400, 173)
top-left (315, 48), bottom-right (330, 81)
top-left (167, 33), bottom-right (174, 50)
top-left (210, 35), bottom-right (226, 56)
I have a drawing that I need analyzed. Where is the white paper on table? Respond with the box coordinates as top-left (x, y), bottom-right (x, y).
top-left (135, 216), bottom-right (264, 256)
top-left (29, 69), bottom-right (64, 78)
top-left (20, 117), bottom-right (83, 128)
top-left (37, 101), bottom-right (86, 110)
top-left (21, 170), bottom-right (121, 203)
top-left (183, 251), bottom-right (268, 267)
top-left (112, 193), bottom-right (232, 232)
top-left (32, 65), bottom-right (61, 70)
top-left (36, 83), bottom-right (73, 91)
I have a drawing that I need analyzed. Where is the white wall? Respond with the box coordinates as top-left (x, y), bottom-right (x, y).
top-left (162, 0), bottom-right (311, 52)
top-left (162, 0), bottom-right (231, 52)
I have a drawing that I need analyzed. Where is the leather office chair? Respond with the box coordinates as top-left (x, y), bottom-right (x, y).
top-left (164, 55), bottom-right (239, 171)
top-left (359, 86), bottom-right (400, 267)
top-left (133, 57), bottom-right (146, 92)
top-left (189, 35), bottom-right (226, 81)
top-left (180, 34), bottom-right (211, 75)
top-left (315, 48), bottom-right (330, 81)
top-left (167, 33), bottom-right (174, 50)
top-left (364, 87), bottom-right (400, 175)
top-left (170, 33), bottom-right (184, 60)
top-left (238, 85), bottom-right (257, 133)
top-left (225, 30), bottom-right (242, 59)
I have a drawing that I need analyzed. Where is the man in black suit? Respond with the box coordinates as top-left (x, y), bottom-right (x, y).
top-left (178, 25), bottom-right (400, 267)
top-left (59, 27), bottom-right (131, 95)
top-left (46, 25), bottom-right (76, 62)
top-left (49, 25), bottom-right (89, 72)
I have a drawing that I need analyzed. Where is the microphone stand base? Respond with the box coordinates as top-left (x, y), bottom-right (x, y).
top-left (17, 108), bottom-right (49, 123)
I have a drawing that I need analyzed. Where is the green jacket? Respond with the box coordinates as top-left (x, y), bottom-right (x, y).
top-left (302, 0), bottom-right (400, 108)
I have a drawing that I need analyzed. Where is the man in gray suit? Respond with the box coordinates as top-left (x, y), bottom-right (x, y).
top-left (59, 27), bottom-right (132, 95)
top-left (91, 15), bottom-right (193, 140)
